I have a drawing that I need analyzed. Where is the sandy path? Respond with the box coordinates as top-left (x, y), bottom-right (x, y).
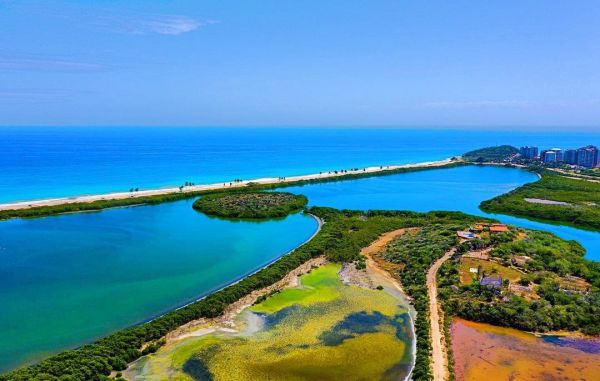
top-left (427, 248), bottom-right (455, 381)
top-left (546, 168), bottom-right (600, 183)
top-left (360, 229), bottom-right (414, 298)
top-left (0, 158), bottom-right (455, 211)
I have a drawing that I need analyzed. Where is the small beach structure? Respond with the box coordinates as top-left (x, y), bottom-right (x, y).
top-left (480, 276), bottom-right (503, 289)
top-left (457, 231), bottom-right (477, 239)
top-left (489, 224), bottom-right (509, 233)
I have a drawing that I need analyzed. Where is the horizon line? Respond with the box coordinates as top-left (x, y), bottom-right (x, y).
top-left (1, 125), bottom-right (600, 132)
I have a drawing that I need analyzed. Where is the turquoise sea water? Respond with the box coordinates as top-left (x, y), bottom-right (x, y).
top-left (0, 201), bottom-right (317, 372)
top-left (284, 165), bottom-right (600, 261)
top-left (1, 127), bottom-right (599, 203)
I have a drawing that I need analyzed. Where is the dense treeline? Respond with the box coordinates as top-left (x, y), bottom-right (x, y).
top-left (480, 171), bottom-right (600, 231)
top-left (0, 192), bottom-right (203, 221)
top-left (462, 145), bottom-right (519, 163)
top-left (0, 161), bottom-right (465, 221)
top-left (379, 224), bottom-right (470, 381)
top-left (438, 229), bottom-right (600, 335)
top-left (193, 192), bottom-right (307, 219)
top-left (0, 207), bottom-right (480, 380)
top-left (249, 161), bottom-right (466, 191)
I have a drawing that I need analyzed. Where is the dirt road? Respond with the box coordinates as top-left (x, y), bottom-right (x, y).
top-left (427, 248), bottom-right (455, 381)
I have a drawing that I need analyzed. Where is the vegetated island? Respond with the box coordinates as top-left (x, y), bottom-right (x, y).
top-left (193, 192), bottom-right (307, 219)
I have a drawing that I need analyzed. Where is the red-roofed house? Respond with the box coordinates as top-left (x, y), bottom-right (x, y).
top-left (489, 224), bottom-right (509, 233)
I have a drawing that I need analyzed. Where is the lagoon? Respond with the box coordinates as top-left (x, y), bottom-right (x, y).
top-left (0, 201), bottom-right (317, 372)
top-left (283, 165), bottom-right (600, 261)
top-left (451, 319), bottom-right (600, 381)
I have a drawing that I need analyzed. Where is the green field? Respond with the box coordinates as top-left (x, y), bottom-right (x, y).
top-left (129, 264), bottom-right (414, 381)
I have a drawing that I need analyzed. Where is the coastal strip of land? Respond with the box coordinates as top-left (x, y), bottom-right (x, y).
top-left (0, 158), bottom-right (455, 212)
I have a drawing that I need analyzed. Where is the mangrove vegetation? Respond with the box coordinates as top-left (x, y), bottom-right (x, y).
top-left (462, 145), bottom-right (519, 163)
top-left (480, 171), bottom-right (600, 231)
top-left (192, 192), bottom-right (307, 219)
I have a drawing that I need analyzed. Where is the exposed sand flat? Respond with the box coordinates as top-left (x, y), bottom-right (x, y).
top-left (0, 158), bottom-right (455, 211)
top-left (524, 198), bottom-right (571, 206)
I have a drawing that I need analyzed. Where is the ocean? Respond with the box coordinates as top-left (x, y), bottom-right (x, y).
top-left (1, 127), bottom-right (598, 203)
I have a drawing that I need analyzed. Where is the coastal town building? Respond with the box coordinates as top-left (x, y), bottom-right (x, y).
top-left (563, 149), bottom-right (578, 165)
top-left (532, 144), bottom-right (598, 168)
top-left (576, 145), bottom-right (599, 168)
top-left (519, 146), bottom-right (538, 160)
top-left (542, 148), bottom-right (562, 163)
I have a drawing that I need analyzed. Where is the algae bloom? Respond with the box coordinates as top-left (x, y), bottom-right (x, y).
top-left (128, 263), bottom-right (414, 380)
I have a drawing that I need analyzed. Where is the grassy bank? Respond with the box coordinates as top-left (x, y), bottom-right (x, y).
top-left (480, 171), bottom-right (600, 231)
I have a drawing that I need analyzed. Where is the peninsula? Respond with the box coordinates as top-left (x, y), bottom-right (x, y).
top-left (464, 145), bottom-right (600, 231)
top-left (0, 158), bottom-right (456, 215)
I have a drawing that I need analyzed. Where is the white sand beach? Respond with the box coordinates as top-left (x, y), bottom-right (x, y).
top-left (0, 158), bottom-right (456, 211)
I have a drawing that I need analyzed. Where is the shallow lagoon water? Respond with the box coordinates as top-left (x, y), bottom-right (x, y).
top-left (283, 165), bottom-right (600, 261)
top-left (0, 200), bottom-right (317, 372)
top-left (451, 319), bottom-right (600, 381)
top-left (129, 264), bottom-right (414, 381)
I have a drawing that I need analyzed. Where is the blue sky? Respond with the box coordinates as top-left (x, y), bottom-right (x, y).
top-left (1, 1), bottom-right (599, 128)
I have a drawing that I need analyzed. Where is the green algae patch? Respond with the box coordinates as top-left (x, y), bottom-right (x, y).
top-left (128, 263), bottom-right (414, 381)
top-left (251, 263), bottom-right (342, 314)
